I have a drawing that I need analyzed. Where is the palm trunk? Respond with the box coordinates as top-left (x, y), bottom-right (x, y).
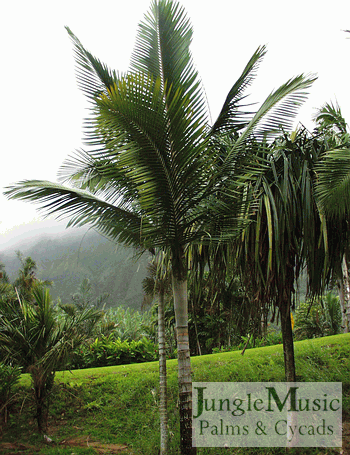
top-left (191, 299), bottom-right (202, 356)
top-left (280, 302), bottom-right (296, 382)
top-left (337, 277), bottom-right (346, 331)
top-left (158, 290), bottom-right (168, 455)
top-left (32, 370), bottom-right (55, 435)
top-left (172, 270), bottom-right (196, 455)
top-left (340, 254), bottom-right (350, 333)
top-left (34, 384), bottom-right (48, 434)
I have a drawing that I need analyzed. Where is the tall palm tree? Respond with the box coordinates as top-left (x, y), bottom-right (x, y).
top-left (4, 1), bottom-right (315, 451)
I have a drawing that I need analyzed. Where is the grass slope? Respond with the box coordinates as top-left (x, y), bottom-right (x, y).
top-left (3, 333), bottom-right (350, 455)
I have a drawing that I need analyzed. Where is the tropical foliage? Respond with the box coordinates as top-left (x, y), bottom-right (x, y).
top-left (69, 335), bottom-right (158, 369)
top-left (0, 263), bottom-right (102, 434)
top-left (294, 293), bottom-right (342, 340)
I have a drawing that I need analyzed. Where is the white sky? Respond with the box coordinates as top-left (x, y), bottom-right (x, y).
top-left (1, 0), bottom-right (350, 247)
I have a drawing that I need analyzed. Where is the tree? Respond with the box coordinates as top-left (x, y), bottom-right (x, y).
top-left (231, 127), bottom-right (337, 381)
top-left (14, 251), bottom-right (52, 303)
top-left (313, 102), bottom-right (350, 332)
top-left (0, 284), bottom-right (101, 434)
top-left (187, 242), bottom-right (248, 354)
top-left (4, 1), bottom-right (315, 451)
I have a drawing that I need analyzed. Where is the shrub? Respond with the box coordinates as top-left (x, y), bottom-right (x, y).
top-left (294, 292), bottom-right (342, 340)
top-left (212, 329), bottom-right (283, 354)
top-left (69, 335), bottom-right (158, 369)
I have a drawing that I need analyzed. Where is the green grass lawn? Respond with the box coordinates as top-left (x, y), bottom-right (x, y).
top-left (2, 333), bottom-right (350, 455)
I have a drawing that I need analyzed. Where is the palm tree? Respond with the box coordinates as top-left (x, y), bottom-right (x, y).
top-left (0, 285), bottom-right (102, 434)
top-left (314, 102), bottom-right (350, 332)
top-left (14, 251), bottom-right (52, 303)
top-left (231, 127), bottom-right (337, 381)
top-left (4, 1), bottom-right (315, 451)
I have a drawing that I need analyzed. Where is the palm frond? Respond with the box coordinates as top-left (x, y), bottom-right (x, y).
top-left (211, 46), bottom-right (266, 135)
top-left (212, 74), bottom-right (316, 190)
top-left (4, 180), bottom-right (146, 248)
top-left (58, 149), bottom-right (138, 207)
top-left (130, 0), bottom-right (200, 99)
top-left (314, 101), bottom-right (348, 136)
top-left (66, 27), bottom-right (118, 101)
top-left (130, 0), bottom-right (209, 155)
top-left (239, 73), bottom-right (317, 143)
top-left (314, 148), bottom-right (350, 218)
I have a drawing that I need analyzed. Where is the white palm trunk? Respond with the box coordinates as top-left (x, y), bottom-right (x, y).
top-left (172, 273), bottom-right (196, 455)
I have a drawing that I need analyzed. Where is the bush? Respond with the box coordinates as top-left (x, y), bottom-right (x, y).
top-left (212, 329), bottom-right (283, 354)
top-left (69, 335), bottom-right (158, 369)
top-left (294, 292), bottom-right (342, 340)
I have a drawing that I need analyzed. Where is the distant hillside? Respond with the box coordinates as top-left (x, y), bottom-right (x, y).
top-left (0, 229), bottom-right (151, 310)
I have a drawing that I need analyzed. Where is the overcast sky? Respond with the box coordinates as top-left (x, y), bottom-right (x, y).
top-left (1, 0), bottom-right (350, 248)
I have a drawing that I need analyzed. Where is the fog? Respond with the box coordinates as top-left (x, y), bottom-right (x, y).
top-left (0, 218), bottom-right (90, 252)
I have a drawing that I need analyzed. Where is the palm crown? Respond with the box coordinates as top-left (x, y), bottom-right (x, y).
top-left (5, 1), bottom-right (315, 258)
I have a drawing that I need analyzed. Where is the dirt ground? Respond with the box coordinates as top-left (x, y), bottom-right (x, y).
top-left (1, 421), bottom-right (349, 454)
top-left (0, 438), bottom-right (130, 454)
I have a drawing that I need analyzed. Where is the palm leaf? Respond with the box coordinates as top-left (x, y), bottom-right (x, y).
top-left (237, 74), bottom-right (316, 143)
top-left (130, 0), bottom-right (209, 162)
top-left (58, 149), bottom-right (139, 206)
top-left (66, 27), bottom-right (118, 101)
top-left (211, 46), bottom-right (266, 135)
top-left (4, 180), bottom-right (147, 248)
top-left (209, 74), bottom-right (316, 197)
top-left (314, 148), bottom-right (350, 218)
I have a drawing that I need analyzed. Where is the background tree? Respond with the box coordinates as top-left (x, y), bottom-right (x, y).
top-left (14, 251), bottom-right (52, 303)
top-left (187, 243), bottom-right (248, 355)
top-left (293, 292), bottom-right (342, 340)
top-left (314, 102), bottom-right (350, 332)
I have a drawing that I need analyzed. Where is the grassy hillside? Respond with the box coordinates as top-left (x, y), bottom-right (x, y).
top-left (2, 334), bottom-right (350, 454)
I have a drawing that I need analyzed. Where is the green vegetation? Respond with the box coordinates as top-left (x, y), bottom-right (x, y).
top-left (69, 335), bottom-right (158, 369)
top-left (0, 258), bottom-right (103, 434)
top-left (2, 0), bottom-right (350, 453)
top-left (294, 293), bottom-right (343, 340)
top-left (1, 334), bottom-right (349, 454)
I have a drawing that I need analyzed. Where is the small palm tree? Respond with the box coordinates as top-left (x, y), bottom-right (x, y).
top-left (0, 285), bottom-right (102, 434)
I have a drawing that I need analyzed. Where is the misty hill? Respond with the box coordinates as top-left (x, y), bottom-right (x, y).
top-left (0, 228), bottom-right (151, 310)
